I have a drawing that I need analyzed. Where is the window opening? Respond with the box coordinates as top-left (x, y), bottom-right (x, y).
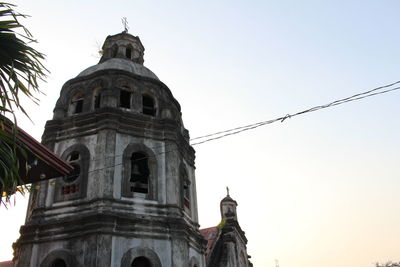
top-left (70, 92), bottom-right (85, 115)
top-left (51, 259), bottom-right (67, 267)
top-left (131, 256), bottom-right (151, 267)
top-left (142, 95), bottom-right (156, 116)
top-left (126, 47), bottom-right (132, 59)
top-left (94, 93), bottom-right (101, 109)
top-left (63, 151), bottom-right (81, 191)
top-left (184, 180), bottom-right (190, 200)
top-left (68, 151), bottom-right (80, 161)
top-left (75, 99), bottom-right (83, 113)
top-left (183, 179), bottom-right (191, 209)
top-left (112, 45), bottom-right (118, 57)
top-left (130, 152), bottom-right (149, 194)
top-left (64, 163), bottom-right (80, 183)
top-left (71, 98), bottom-right (83, 114)
top-left (120, 90), bottom-right (131, 108)
top-left (181, 168), bottom-right (190, 209)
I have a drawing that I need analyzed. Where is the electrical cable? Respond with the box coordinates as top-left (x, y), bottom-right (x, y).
top-left (58, 80), bottom-right (400, 180)
top-left (190, 81), bottom-right (400, 146)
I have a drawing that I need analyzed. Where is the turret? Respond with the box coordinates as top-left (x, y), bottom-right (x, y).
top-left (220, 188), bottom-right (238, 222)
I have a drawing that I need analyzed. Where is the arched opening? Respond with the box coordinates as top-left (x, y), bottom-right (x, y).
top-left (40, 249), bottom-right (79, 267)
top-left (120, 89), bottom-right (132, 109)
top-left (131, 256), bottom-right (152, 267)
top-left (70, 92), bottom-right (84, 114)
top-left (142, 95), bottom-right (156, 116)
top-left (180, 166), bottom-right (191, 210)
top-left (56, 145), bottom-right (90, 201)
top-left (93, 88), bottom-right (102, 109)
top-left (64, 163), bottom-right (80, 183)
top-left (121, 247), bottom-right (161, 267)
top-left (122, 143), bottom-right (158, 199)
top-left (112, 44), bottom-right (118, 57)
top-left (63, 151), bottom-right (81, 183)
top-left (126, 47), bottom-right (132, 59)
top-left (130, 152), bottom-right (149, 194)
top-left (61, 150), bottom-right (81, 195)
top-left (94, 93), bottom-right (101, 109)
top-left (51, 258), bottom-right (67, 267)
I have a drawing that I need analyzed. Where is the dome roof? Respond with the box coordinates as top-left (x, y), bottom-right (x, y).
top-left (77, 58), bottom-right (159, 80)
top-left (221, 195), bottom-right (237, 204)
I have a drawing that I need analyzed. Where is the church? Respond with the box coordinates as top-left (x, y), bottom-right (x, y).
top-left (11, 31), bottom-right (252, 267)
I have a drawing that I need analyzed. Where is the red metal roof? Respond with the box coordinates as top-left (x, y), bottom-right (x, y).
top-left (200, 226), bottom-right (220, 257)
top-left (0, 260), bottom-right (13, 267)
top-left (2, 119), bottom-right (73, 184)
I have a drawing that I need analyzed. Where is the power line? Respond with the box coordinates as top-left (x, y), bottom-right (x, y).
top-left (190, 81), bottom-right (400, 146)
top-left (56, 79), bottom-right (400, 178)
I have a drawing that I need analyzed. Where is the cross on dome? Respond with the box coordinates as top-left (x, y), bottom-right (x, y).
top-left (122, 17), bottom-right (129, 33)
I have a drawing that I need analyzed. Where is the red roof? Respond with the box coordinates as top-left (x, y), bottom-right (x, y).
top-left (200, 226), bottom-right (220, 257)
top-left (0, 260), bottom-right (13, 267)
top-left (2, 119), bottom-right (73, 184)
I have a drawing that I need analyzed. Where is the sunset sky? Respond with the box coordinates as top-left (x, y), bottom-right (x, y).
top-left (1, 1), bottom-right (400, 266)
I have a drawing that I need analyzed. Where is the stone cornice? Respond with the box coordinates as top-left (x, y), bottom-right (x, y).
top-left (60, 69), bottom-right (181, 112)
top-left (42, 108), bottom-right (195, 164)
top-left (17, 212), bottom-right (205, 251)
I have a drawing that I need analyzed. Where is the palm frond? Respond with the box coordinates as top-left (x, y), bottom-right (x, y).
top-left (0, 2), bottom-right (48, 204)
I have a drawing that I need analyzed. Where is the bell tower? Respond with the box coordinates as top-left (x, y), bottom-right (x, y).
top-left (14, 32), bottom-right (205, 267)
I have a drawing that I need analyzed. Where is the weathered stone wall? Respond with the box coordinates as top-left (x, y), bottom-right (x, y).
top-left (14, 32), bottom-right (206, 267)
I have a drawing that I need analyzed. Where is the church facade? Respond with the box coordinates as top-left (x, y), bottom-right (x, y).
top-left (12, 32), bottom-right (251, 267)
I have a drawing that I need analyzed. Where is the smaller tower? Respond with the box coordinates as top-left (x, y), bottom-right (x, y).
top-left (220, 187), bottom-right (238, 221)
top-left (200, 191), bottom-right (252, 267)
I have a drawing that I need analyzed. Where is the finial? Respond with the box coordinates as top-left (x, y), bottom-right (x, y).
top-left (226, 186), bottom-right (230, 197)
top-left (122, 17), bottom-right (129, 33)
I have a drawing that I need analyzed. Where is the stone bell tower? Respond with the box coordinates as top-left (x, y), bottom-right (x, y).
top-left (14, 32), bottom-right (205, 267)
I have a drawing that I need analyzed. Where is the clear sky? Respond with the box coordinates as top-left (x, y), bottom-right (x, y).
top-left (1, 1), bottom-right (400, 266)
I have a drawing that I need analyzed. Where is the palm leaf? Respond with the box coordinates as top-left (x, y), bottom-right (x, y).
top-left (0, 2), bottom-right (48, 204)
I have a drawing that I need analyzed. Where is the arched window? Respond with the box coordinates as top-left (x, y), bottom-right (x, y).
top-left (131, 256), bottom-right (151, 267)
top-left (40, 249), bottom-right (79, 267)
top-left (142, 95), bottom-right (156, 116)
top-left (69, 92), bottom-right (84, 114)
top-left (120, 88), bottom-right (132, 109)
top-left (112, 44), bottom-right (118, 57)
top-left (239, 251), bottom-right (248, 267)
top-left (122, 144), bottom-right (158, 200)
top-left (55, 144), bottom-right (89, 202)
top-left (63, 151), bottom-right (81, 185)
top-left (60, 151), bottom-right (81, 195)
top-left (51, 259), bottom-right (67, 267)
top-left (189, 256), bottom-right (200, 267)
top-left (126, 47), bottom-right (132, 59)
top-left (93, 88), bottom-right (102, 109)
top-left (65, 164), bottom-right (80, 183)
top-left (130, 152), bottom-right (149, 194)
top-left (181, 167), bottom-right (191, 210)
top-left (121, 248), bottom-right (161, 267)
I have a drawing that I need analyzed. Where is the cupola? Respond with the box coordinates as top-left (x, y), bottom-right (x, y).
top-left (220, 188), bottom-right (238, 221)
top-left (99, 32), bottom-right (145, 64)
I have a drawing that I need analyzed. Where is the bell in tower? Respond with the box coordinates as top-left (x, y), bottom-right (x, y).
top-left (13, 32), bottom-right (206, 267)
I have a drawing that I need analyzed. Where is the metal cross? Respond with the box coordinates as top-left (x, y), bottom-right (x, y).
top-left (122, 17), bottom-right (129, 33)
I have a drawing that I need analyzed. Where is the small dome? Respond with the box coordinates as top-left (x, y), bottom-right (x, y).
top-left (221, 195), bottom-right (237, 204)
top-left (77, 58), bottom-right (159, 80)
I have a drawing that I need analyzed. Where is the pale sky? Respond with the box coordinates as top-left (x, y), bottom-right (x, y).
top-left (1, 1), bottom-right (400, 266)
